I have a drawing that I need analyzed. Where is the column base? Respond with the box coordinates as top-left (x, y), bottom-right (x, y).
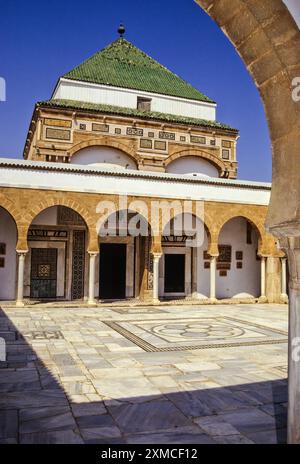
top-left (258, 296), bottom-right (268, 304)
top-left (88, 299), bottom-right (97, 306)
top-left (16, 301), bottom-right (25, 308)
top-left (209, 297), bottom-right (218, 304)
top-left (280, 293), bottom-right (289, 304)
top-left (152, 298), bottom-right (161, 305)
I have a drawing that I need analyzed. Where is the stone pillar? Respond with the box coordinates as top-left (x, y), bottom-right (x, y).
top-left (210, 256), bottom-right (217, 302)
top-left (266, 256), bottom-right (281, 303)
top-left (258, 256), bottom-right (267, 303)
top-left (283, 242), bottom-right (300, 444)
top-left (153, 253), bottom-right (162, 303)
top-left (88, 252), bottom-right (98, 305)
top-left (191, 247), bottom-right (199, 299)
top-left (16, 252), bottom-right (27, 307)
top-left (280, 258), bottom-right (289, 303)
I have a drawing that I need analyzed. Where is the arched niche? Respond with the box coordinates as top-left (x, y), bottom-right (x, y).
top-left (166, 156), bottom-right (220, 177)
top-left (0, 207), bottom-right (18, 300)
top-left (217, 216), bottom-right (261, 299)
top-left (70, 146), bottom-right (138, 170)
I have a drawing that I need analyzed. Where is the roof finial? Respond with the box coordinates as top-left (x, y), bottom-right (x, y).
top-left (118, 22), bottom-right (125, 38)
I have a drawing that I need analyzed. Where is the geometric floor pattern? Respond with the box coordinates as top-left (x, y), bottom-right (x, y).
top-left (0, 303), bottom-right (288, 444)
top-left (105, 316), bottom-right (288, 352)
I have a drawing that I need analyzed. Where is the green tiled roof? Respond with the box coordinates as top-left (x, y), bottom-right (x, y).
top-left (62, 38), bottom-right (214, 103)
top-left (38, 99), bottom-right (238, 132)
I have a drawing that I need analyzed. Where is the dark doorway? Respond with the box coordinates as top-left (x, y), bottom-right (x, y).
top-left (30, 248), bottom-right (58, 299)
top-left (100, 244), bottom-right (127, 299)
top-left (164, 254), bottom-right (185, 293)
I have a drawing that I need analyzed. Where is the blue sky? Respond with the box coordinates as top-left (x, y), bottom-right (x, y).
top-left (0, 0), bottom-right (272, 182)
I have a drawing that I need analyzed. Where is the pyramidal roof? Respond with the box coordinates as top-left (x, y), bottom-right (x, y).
top-left (62, 38), bottom-right (214, 103)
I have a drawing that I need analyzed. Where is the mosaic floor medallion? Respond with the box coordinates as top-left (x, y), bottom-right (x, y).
top-left (104, 316), bottom-right (288, 352)
top-left (18, 330), bottom-right (64, 341)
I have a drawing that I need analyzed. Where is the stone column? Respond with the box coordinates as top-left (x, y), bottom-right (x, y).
top-left (153, 253), bottom-right (162, 303)
top-left (192, 247), bottom-right (199, 299)
top-left (282, 242), bottom-right (300, 444)
top-left (16, 252), bottom-right (27, 307)
top-left (280, 257), bottom-right (289, 303)
top-left (88, 252), bottom-right (98, 305)
top-left (259, 256), bottom-right (267, 303)
top-left (210, 256), bottom-right (217, 302)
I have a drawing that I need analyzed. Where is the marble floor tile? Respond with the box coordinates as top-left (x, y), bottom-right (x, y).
top-left (0, 303), bottom-right (288, 444)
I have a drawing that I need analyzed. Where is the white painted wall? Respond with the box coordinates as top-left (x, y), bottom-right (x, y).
top-left (166, 156), bottom-right (219, 177)
top-left (70, 146), bottom-right (137, 170)
top-left (216, 217), bottom-right (260, 299)
top-left (0, 207), bottom-right (17, 300)
top-left (53, 79), bottom-right (217, 121)
top-left (32, 207), bottom-right (58, 225)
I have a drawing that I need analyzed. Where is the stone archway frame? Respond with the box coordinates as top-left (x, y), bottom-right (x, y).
top-left (195, 0), bottom-right (300, 231)
top-left (68, 136), bottom-right (141, 168)
top-left (0, 197), bottom-right (21, 246)
top-left (97, 206), bottom-right (154, 241)
top-left (164, 148), bottom-right (227, 176)
top-left (0, 198), bottom-right (22, 250)
top-left (215, 214), bottom-right (266, 257)
top-left (21, 198), bottom-right (98, 253)
top-left (195, 0), bottom-right (300, 443)
top-left (161, 209), bottom-right (214, 255)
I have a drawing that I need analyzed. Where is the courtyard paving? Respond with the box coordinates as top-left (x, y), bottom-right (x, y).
top-left (0, 303), bottom-right (288, 444)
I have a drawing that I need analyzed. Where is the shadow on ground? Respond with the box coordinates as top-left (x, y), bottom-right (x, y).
top-left (0, 308), bottom-right (287, 444)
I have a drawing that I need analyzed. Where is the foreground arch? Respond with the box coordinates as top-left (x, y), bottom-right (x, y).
top-left (196, 0), bottom-right (300, 443)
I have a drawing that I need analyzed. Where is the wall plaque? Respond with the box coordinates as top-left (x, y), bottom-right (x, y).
top-left (140, 139), bottom-right (153, 149)
top-left (0, 243), bottom-right (6, 255)
top-left (79, 124), bottom-right (86, 130)
top-left (154, 141), bottom-right (166, 151)
top-left (218, 245), bottom-right (232, 263)
top-left (222, 149), bottom-right (230, 160)
top-left (127, 127), bottom-right (144, 136)
top-left (148, 132), bottom-right (155, 138)
top-left (222, 140), bottom-right (232, 148)
top-left (159, 131), bottom-right (175, 140)
top-left (0, 258), bottom-right (5, 268)
top-left (44, 118), bottom-right (72, 128)
top-left (115, 128), bottom-right (121, 134)
top-left (237, 262), bottom-right (243, 269)
top-left (92, 123), bottom-right (109, 132)
top-left (236, 251), bottom-right (243, 260)
top-left (217, 263), bottom-right (231, 271)
top-left (46, 128), bottom-right (71, 141)
top-left (180, 136), bottom-right (186, 142)
top-left (190, 136), bottom-right (206, 144)
top-left (203, 251), bottom-right (210, 260)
